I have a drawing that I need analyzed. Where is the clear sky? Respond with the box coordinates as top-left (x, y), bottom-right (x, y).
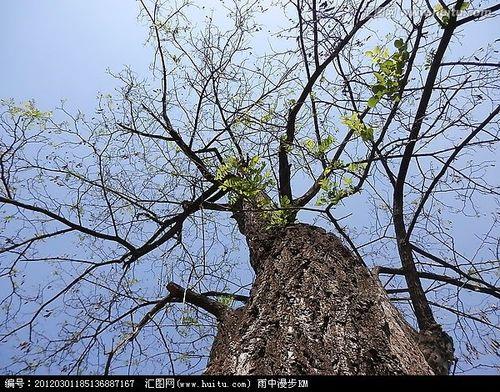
top-left (0, 0), bottom-right (151, 111)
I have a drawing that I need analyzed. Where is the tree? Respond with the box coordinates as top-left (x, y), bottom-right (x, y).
top-left (1, 0), bottom-right (499, 375)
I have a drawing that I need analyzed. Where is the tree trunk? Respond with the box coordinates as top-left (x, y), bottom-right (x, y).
top-left (205, 223), bottom-right (443, 375)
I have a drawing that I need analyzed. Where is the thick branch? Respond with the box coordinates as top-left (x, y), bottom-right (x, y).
top-left (278, 0), bottom-right (393, 201)
top-left (407, 105), bottom-right (500, 236)
top-left (124, 184), bottom-right (225, 267)
top-left (104, 281), bottom-right (231, 375)
top-left (166, 282), bottom-right (230, 320)
top-left (456, 3), bottom-right (500, 26)
top-left (392, 0), bottom-right (464, 331)
top-left (378, 266), bottom-right (500, 299)
top-left (201, 291), bottom-right (249, 303)
top-left (0, 196), bottom-right (135, 252)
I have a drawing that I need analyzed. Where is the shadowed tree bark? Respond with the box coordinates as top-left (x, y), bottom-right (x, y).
top-left (206, 223), bottom-right (450, 375)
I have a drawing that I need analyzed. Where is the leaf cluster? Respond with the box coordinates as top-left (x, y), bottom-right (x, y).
top-left (366, 39), bottom-right (409, 108)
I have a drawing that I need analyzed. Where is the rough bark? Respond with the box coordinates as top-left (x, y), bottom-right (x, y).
top-left (205, 223), bottom-right (450, 375)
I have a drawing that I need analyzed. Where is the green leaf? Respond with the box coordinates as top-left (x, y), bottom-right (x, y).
top-left (394, 39), bottom-right (404, 49)
top-left (367, 96), bottom-right (380, 108)
top-left (371, 84), bottom-right (385, 94)
top-left (366, 40), bottom-right (409, 110)
top-left (217, 296), bottom-right (234, 307)
top-left (341, 112), bottom-right (374, 141)
top-left (374, 72), bottom-right (386, 84)
top-left (343, 177), bottom-right (353, 186)
top-left (304, 139), bottom-right (316, 152)
top-left (459, 2), bottom-right (470, 11)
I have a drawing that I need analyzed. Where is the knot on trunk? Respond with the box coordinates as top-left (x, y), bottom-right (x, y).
top-left (417, 324), bottom-right (455, 375)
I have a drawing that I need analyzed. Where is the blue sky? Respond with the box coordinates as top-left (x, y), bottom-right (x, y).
top-left (0, 0), bottom-right (150, 111)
